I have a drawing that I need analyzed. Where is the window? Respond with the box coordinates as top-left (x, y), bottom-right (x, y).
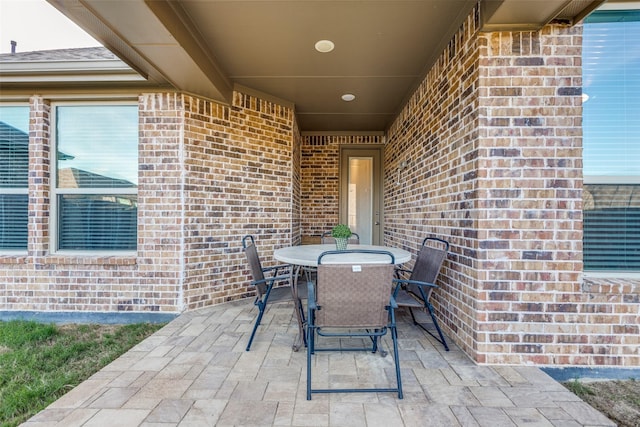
top-left (583, 10), bottom-right (640, 271)
top-left (0, 105), bottom-right (29, 250)
top-left (53, 104), bottom-right (138, 251)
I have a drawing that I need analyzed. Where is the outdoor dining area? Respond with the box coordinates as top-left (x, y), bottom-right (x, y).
top-left (241, 228), bottom-right (453, 401)
top-left (23, 274), bottom-right (614, 426)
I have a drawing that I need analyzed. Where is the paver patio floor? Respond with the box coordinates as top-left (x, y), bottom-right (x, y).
top-left (23, 299), bottom-right (614, 426)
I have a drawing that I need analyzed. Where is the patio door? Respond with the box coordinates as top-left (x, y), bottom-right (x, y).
top-left (339, 146), bottom-right (384, 245)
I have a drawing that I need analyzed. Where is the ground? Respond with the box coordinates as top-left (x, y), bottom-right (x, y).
top-left (563, 379), bottom-right (640, 427)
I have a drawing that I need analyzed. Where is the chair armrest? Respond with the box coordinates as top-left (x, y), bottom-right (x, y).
top-left (251, 274), bottom-right (290, 288)
top-left (394, 267), bottom-right (413, 279)
top-left (307, 280), bottom-right (317, 309)
top-left (263, 264), bottom-right (290, 276)
top-left (392, 278), bottom-right (438, 297)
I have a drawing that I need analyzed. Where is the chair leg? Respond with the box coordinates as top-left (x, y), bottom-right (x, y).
top-left (409, 306), bottom-right (449, 351)
top-left (246, 302), bottom-right (265, 351)
top-left (391, 324), bottom-right (403, 399)
top-left (306, 322), bottom-right (314, 400)
top-left (426, 303), bottom-right (449, 351)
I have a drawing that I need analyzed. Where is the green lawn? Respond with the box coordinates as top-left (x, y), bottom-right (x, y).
top-left (0, 320), bottom-right (165, 427)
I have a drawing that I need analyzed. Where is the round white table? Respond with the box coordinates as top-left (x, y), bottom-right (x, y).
top-left (273, 244), bottom-right (411, 351)
top-left (274, 244), bottom-right (411, 267)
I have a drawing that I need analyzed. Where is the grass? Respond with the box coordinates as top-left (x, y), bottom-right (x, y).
top-left (563, 378), bottom-right (640, 427)
top-left (0, 320), bottom-right (165, 427)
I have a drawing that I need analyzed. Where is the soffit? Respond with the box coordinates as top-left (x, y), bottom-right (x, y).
top-left (45, 0), bottom-right (605, 133)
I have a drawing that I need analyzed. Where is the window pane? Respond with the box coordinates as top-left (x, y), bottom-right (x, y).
top-left (0, 106), bottom-right (29, 188)
top-left (584, 184), bottom-right (640, 270)
top-left (0, 106), bottom-right (29, 250)
top-left (56, 105), bottom-right (138, 188)
top-left (0, 195), bottom-right (28, 249)
top-left (583, 13), bottom-right (640, 177)
top-left (58, 194), bottom-right (137, 250)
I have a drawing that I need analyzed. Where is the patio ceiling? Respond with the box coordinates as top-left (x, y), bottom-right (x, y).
top-left (47, 0), bottom-right (604, 133)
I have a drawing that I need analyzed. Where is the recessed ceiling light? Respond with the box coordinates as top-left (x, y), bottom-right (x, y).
top-left (315, 39), bottom-right (335, 53)
top-left (341, 93), bottom-right (356, 102)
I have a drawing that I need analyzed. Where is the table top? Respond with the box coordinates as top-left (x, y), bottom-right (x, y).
top-left (273, 244), bottom-right (411, 267)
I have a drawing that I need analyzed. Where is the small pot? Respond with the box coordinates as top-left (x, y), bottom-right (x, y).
top-left (335, 237), bottom-right (348, 250)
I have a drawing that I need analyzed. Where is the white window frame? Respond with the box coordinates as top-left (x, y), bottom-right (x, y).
top-left (51, 100), bottom-right (138, 256)
top-left (581, 8), bottom-right (640, 277)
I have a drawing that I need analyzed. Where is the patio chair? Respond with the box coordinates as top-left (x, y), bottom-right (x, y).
top-left (242, 235), bottom-right (306, 351)
top-left (306, 249), bottom-right (403, 400)
top-left (320, 231), bottom-right (360, 245)
top-left (393, 237), bottom-right (450, 351)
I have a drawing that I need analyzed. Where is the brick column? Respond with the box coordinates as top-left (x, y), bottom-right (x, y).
top-left (476, 25), bottom-right (584, 364)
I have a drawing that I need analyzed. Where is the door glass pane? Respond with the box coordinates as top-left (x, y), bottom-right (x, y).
top-left (348, 157), bottom-right (373, 244)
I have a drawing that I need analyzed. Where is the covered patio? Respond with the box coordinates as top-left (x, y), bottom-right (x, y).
top-left (23, 300), bottom-right (614, 426)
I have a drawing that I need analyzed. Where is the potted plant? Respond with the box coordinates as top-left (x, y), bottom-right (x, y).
top-left (331, 224), bottom-right (352, 250)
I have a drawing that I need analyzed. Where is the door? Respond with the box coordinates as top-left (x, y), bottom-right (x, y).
top-left (339, 146), bottom-right (384, 245)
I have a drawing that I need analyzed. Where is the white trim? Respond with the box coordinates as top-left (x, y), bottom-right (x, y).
top-left (584, 271), bottom-right (640, 279)
top-left (584, 176), bottom-right (640, 184)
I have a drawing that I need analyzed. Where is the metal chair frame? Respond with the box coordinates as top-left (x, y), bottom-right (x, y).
top-left (242, 235), bottom-right (303, 351)
top-left (393, 237), bottom-right (450, 351)
top-left (306, 249), bottom-right (403, 400)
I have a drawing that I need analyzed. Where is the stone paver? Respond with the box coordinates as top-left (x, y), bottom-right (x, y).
top-left (22, 300), bottom-right (616, 426)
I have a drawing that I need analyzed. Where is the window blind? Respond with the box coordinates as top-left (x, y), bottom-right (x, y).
top-left (58, 195), bottom-right (137, 250)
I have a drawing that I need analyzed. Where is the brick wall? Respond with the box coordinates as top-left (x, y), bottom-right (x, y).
top-left (1, 90), bottom-right (297, 315)
top-left (300, 134), bottom-right (384, 241)
top-left (384, 7), bottom-right (481, 359)
top-left (384, 4), bottom-right (639, 367)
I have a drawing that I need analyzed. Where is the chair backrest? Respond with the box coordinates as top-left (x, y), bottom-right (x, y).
top-left (242, 235), bottom-right (267, 296)
top-left (315, 250), bottom-right (394, 328)
top-left (320, 231), bottom-right (360, 245)
top-left (407, 237), bottom-right (449, 300)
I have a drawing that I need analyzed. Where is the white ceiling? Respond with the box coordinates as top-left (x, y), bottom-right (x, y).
top-left (46, 0), bottom-right (606, 133)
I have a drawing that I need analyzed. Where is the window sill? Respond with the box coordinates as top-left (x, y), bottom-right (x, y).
top-left (0, 253), bottom-right (137, 266)
top-left (584, 271), bottom-right (640, 279)
top-left (42, 254), bottom-right (137, 265)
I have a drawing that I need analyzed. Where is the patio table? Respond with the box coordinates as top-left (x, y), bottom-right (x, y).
top-left (274, 244), bottom-right (411, 351)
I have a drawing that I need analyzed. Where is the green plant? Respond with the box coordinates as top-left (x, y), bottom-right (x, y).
top-left (331, 224), bottom-right (352, 239)
top-left (564, 379), bottom-right (594, 398)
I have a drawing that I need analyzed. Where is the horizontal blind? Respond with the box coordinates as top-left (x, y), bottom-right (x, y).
top-left (58, 195), bottom-right (137, 250)
top-left (0, 195), bottom-right (28, 249)
top-left (583, 185), bottom-right (640, 270)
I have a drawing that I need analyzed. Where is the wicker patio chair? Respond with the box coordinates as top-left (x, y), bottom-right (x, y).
top-left (306, 249), bottom-right (403, 400)
top-left (393, 236), bottom-right (450, 351)
top-left (242, 235), bottom-right (306, 351)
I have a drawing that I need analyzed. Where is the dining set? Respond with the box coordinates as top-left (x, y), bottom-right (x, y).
top-left (241, 234), bottom-right (450, 401)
